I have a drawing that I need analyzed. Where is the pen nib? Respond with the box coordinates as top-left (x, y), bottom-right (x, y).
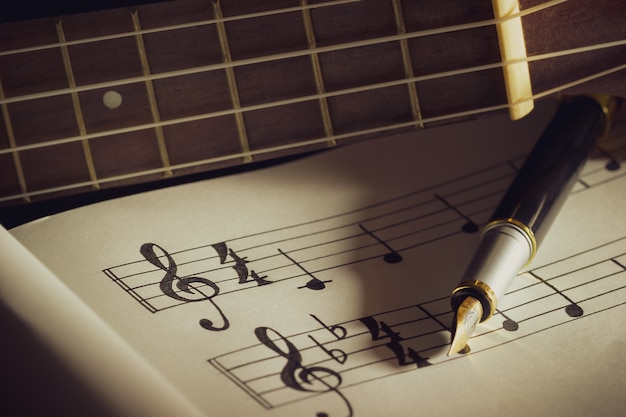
top-left (448, 296), bottom-right (483, 356)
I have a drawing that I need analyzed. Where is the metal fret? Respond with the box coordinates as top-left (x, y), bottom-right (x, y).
top-left (300, 0), bottom-right (336, 148)
top-left (212, 0), bottom-right (252, 163)
top-left (131, 11), bottom-right (173, 177)
top-left (391, 0), bottom-right (424, 129)
top-left (56, 19), bottom-right (100, 190)
top-left (0, 80), bottom-right (29, 203)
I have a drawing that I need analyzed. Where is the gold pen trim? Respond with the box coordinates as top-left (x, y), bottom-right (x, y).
top-left (451, 279), bottom-right (498, 320)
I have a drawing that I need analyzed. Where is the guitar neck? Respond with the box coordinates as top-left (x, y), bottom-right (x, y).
top-left (0, 0), bottom-right (624, 208)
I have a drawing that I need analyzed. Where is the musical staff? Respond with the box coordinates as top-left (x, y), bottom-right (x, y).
top-left (208, 236), bottom-right (626, 416)
top-left (102, 153), bottom-right (624, 326)
top-left (102, 160), bottom-right (513, 311)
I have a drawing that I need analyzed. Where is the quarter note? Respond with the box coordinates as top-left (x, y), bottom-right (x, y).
top-left (278, 248), bottom-right (331, 290)
top-left (496, 309), bottom-right (519, 331)
top-left (434, 194), bottom-right (479, 233)
top-left (528, 271), bottom-right (584, 318)
top-left (597, 147), bottom-right (621, 171)
top-left (358, 224), bottom-right (403, 263)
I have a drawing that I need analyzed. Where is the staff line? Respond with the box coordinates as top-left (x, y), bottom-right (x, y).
top-left (122, 225), bottom-right (468, 312)
top-left (111, 196), bottom-right (621, 290)
top-left (113, 199), bottom-right (489, 291)
top-left (106, 164), bottom-right (514, 271)
top-left (216, 284), bottom-right (626, 407)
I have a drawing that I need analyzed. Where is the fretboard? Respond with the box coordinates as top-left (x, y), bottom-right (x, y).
top-left (0, 0), bottom-right (624, 207)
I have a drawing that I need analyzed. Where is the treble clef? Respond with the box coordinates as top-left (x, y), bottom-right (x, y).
top-left (140, 243), bottom-right (229, 331)
top-left (255, 326), bottom-right (353, 417)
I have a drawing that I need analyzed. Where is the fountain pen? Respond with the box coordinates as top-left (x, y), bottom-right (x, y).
top-left (448, 95), bottom-right (617, 355)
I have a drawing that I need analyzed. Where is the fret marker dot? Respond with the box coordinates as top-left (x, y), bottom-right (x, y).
top-left (103, 90), bottom-right (122, 109)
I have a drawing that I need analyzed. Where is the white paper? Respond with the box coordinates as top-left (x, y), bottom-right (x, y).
top-left (4, 99), bottom-right (626, 416)
top-left (0, 228), bottom-right (206, 417)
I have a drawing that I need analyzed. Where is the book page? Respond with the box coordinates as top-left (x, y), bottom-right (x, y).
top-left (5, 99), bottom-right (626, 416)
top-left (0, 227), bottom-right (206, 417)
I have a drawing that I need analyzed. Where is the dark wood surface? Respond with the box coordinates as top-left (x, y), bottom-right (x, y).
top-left (0, 0), bottom-right (624, 212)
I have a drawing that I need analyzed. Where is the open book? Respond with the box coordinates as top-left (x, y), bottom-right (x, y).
top-left (1, 100), bottom-right (625, 416)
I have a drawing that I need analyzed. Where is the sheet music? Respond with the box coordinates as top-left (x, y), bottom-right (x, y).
top-left (7, 99), bottom-right (626, 416)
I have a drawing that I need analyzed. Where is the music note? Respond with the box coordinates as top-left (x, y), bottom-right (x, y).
top-left (255, 326), bottom-right (353, 417)
top-left (496, 309), bottom-right (519, 331)
top-left (358, 224), bottom-right (403, 263)
top-left (434, 194), bottom-right (479, 233)
top-left (140, 243), bottom-right (230, 331)
top-left (527, 271), bottom-right (584, 318)
top-left (278, 249), bottom-right (331, 290)
top-left (597, 147), bottom-right (621, 171)
top-left (605, 158), bottom-right (620, 171)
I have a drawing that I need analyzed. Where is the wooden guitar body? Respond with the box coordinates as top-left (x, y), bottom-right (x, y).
top-left (0, 0), bottom-right (624, 210)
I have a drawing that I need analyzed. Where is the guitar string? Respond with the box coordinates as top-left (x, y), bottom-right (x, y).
top-left (0, 58), bottom-right (624, 204)
top-left (0, 3), bottom-right (623, 201)
top-left (0, 0), bottom-right (362, 57)
top-left (0, 0), bottom-right (574, 105)
top-left (0, 0), bottom-right (565, 58)
top-left (0, 49), bottom-right (622, 159)
top-left (0, 35), bottom-right (623, 155)
top-left (0, 59), bottom-right (626, 202)
top-left (0, 0), bottom-right (612, 140)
